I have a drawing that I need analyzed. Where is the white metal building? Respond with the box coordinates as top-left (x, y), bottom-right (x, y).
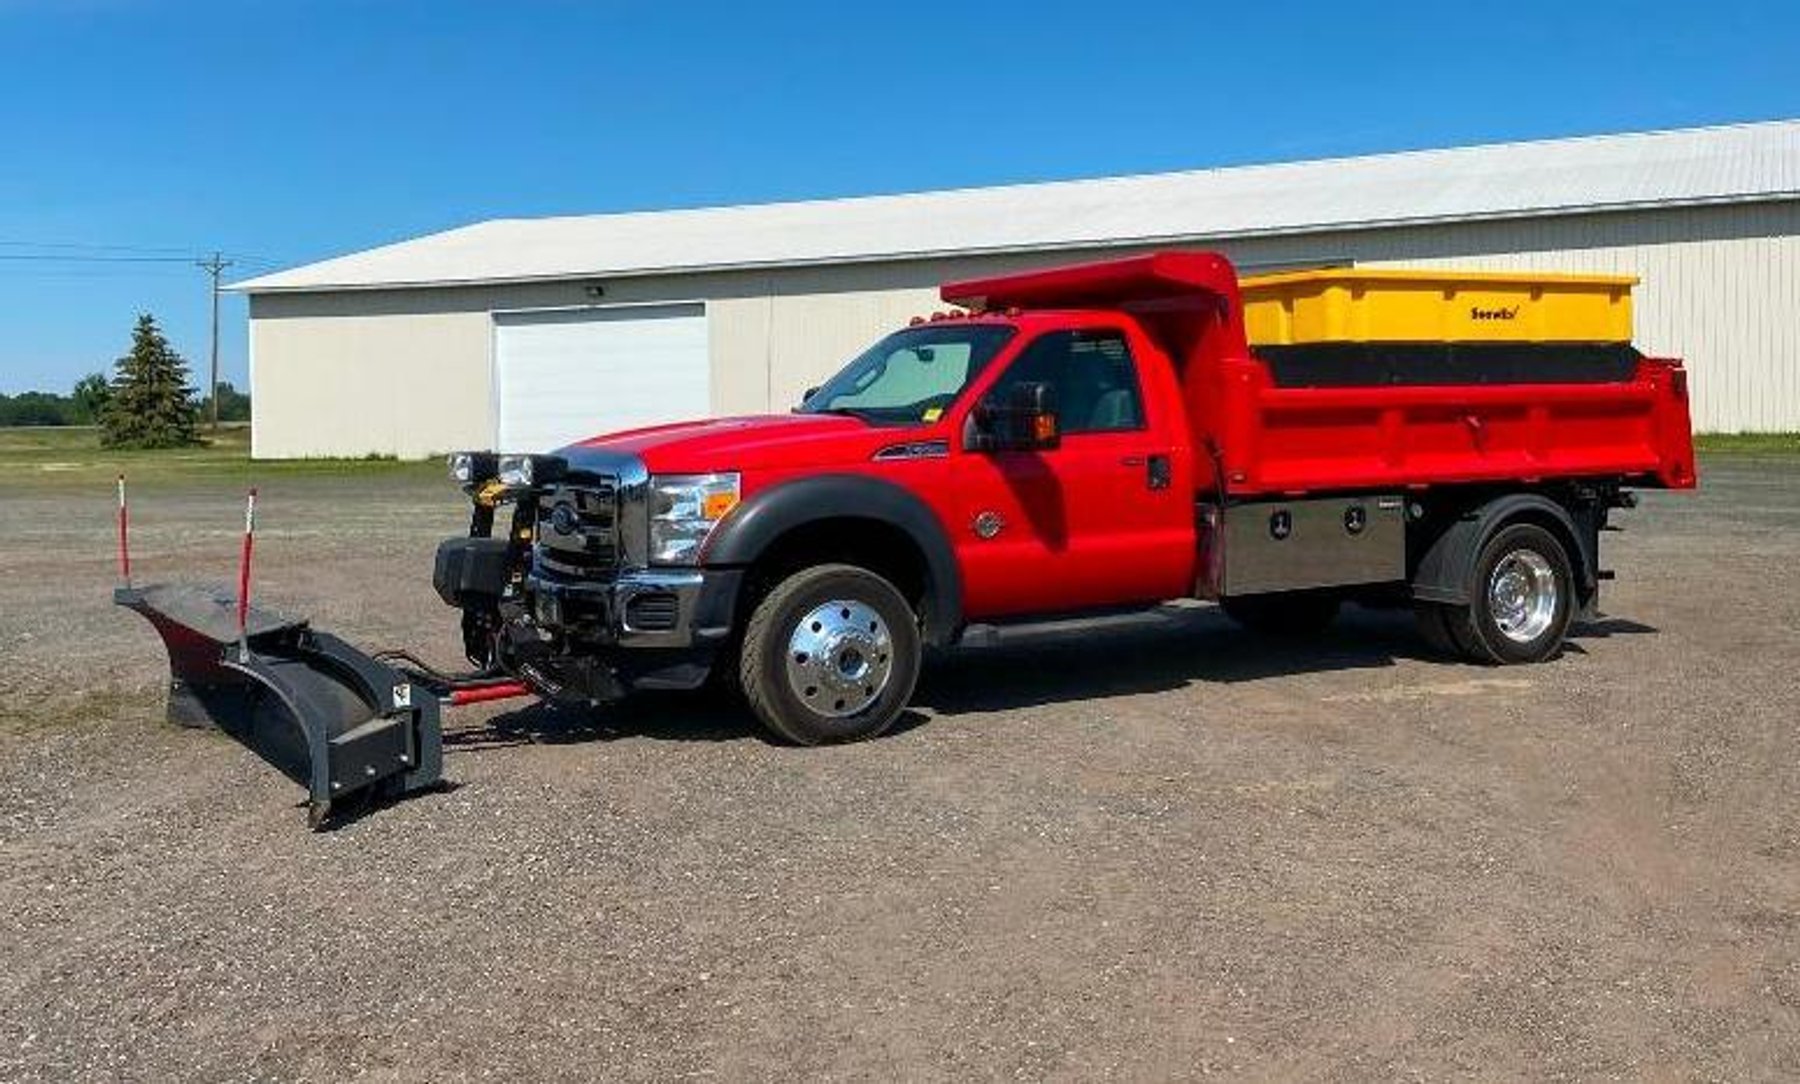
top-left (236, 120), bottom-right (1800, 458)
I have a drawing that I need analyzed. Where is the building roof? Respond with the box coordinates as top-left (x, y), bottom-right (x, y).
top-left (234, 119), bottom-right (1800, 294)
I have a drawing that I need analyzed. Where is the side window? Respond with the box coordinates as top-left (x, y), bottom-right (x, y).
top-left (985, 329), bottom-right (1144, 434)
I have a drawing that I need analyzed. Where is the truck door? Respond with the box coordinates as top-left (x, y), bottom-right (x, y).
top-left (953, 325), bottom-right (1196, 618)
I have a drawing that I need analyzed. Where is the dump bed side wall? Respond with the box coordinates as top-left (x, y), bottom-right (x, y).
top-left (1196, 352), bottom-right (1696, 496)
top-left (1208, 265), bottom-right (1694, 495)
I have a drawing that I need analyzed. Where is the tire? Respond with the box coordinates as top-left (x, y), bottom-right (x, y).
top-left (737, 563), bottom-right (921, 745)
top-left (1220, 591), bottom-right (1341, 637)
top-left (1437, 523), bottom-right (1575, 664)
top-left (1413, 603), bottom-right (1462, 658)
top-left (703, 633), bottom-right (743, 700)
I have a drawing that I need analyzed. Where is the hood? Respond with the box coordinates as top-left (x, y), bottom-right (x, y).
top-left (570, 413), bottom-right (918, 473)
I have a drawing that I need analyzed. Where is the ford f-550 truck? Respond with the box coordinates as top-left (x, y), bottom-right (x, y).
top-left (434, 251), bottom-right (1695, 746)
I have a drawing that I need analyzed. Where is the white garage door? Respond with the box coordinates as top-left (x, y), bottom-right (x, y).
top-left (494, 304), bottom-right (709, 452)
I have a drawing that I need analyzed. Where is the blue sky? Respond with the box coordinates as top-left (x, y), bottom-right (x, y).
top-left (1, 0), bottom-right (1795, 394)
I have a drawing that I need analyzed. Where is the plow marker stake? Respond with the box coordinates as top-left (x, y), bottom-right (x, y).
top-left (116, 474), bottom-right (131, 589)
top-left (237, 487), bottom-right (256, 654)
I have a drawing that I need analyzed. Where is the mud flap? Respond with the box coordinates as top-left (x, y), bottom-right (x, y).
top-left (116, 584), bottom-right (444, 829)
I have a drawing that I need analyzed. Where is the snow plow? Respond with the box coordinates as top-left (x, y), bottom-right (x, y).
top-left (114, 481), bottom-right (528, 829)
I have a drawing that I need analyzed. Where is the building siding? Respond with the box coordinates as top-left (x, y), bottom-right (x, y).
top-left (248, 201), bottom-right (1799, 457)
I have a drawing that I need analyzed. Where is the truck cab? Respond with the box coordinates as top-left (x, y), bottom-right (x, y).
top-left (784, 308), bottom-right (1202, 617)
top-left (435, 251), bottom-right (1694, 745)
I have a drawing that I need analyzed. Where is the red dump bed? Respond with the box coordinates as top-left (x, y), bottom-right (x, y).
top-left (944, 252), bottom-right (1696, 496)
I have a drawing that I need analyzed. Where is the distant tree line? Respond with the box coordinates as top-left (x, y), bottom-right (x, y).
top-left (0, 314), bottom-right (249, 437)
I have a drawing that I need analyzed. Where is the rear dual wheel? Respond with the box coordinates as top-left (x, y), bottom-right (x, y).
top-left (1416, 522), bottom-right (1574, 664)
top-left (738, 564), bottom-right (921, 745)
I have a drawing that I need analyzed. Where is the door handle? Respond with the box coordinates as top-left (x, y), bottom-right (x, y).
top-left (1120, 454), bottom-right (1172, 489)
top-left (1147, 453), bottom-right (1171, 490)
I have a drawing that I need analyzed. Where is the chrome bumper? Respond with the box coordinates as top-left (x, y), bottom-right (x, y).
top-left (526, 567), bottom-right (738, 650)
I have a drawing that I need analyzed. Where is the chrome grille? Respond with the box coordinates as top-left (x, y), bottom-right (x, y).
top-left (535, 478), bottom-right (621, 577)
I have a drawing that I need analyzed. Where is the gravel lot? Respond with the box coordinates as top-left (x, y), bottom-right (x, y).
top-left (2, 458), bottom-right (1797, 1081)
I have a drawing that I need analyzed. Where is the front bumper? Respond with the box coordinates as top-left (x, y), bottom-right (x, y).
top-left (526, 566), bottom-right (742, 651)
top-left (506, 565), bottom-right (742, 702)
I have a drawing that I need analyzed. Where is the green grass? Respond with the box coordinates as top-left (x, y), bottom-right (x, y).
top-left (1693, 432), bottom-right (1800, 455)
top-left (0, 424), bottom-right (440, 489)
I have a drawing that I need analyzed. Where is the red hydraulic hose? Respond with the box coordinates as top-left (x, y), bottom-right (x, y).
top-left (447, 681), bottom-right (532, 707)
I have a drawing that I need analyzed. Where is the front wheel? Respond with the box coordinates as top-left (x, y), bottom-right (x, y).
top-left (738, 563), bottom-right (922, 745)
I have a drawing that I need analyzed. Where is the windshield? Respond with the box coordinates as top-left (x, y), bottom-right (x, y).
top-left (799, 324), bottom-right (1017, 425)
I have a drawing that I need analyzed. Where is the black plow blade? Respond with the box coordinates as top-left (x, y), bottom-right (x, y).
top-left (116, 584), bottom-right (444, 829)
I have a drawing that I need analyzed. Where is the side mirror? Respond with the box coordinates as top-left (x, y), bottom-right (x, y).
top-left (793, 385), bottom-right (822, 414)
top-left (969, 381), bottom-right (1060, 452)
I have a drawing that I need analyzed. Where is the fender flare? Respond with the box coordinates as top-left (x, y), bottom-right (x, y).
top-left (1411, 493), bottom-right (1597, 609)
top-left (702, 474), bottom-right (964, 646)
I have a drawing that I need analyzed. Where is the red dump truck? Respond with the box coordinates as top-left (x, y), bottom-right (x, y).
top-left (434, 250), bottom-right (1695, 744)
top-left (120, 250), bottom-right (1695, 826)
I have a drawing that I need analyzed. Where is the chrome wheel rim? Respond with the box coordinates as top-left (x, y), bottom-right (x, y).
top-left (785, 599), bottom-right (894, 717)
top-left (1487, 550), bottom-right (1559, 644)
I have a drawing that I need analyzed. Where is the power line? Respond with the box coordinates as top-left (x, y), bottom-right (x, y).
top-left (0, 239), bottom-right (208, 254)
top-left (0, 244), bottom-right (283, 265)
top-left (0, 261), bottom-right (206, 273)
top-left (0, 253), bottom-right (281, 265)
top-left (0, 253), bottom-right (201, 263)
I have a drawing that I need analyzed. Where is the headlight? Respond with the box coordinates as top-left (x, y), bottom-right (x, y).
top-left (496, 453), bottom-right (566, 489)
top-left (648, 473), bottom-right (741, 564)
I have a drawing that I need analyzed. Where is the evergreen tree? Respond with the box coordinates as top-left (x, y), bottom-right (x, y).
top-left (101, 314), bottom-right (197, 448)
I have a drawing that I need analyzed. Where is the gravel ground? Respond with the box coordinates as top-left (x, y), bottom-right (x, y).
top-left (1, 459), bottom-right (1797, 1081)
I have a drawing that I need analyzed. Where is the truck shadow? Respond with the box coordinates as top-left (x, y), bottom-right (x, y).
top-left (445, 604), bottom-right (1656, 747)
top-left (443, 691), bottom-right (761, 749)
top-left (919, 604), bottom-right (1406, 715)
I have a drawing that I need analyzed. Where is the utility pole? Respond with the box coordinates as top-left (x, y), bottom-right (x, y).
top-left (196, 252), bottom-right (235, 430)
